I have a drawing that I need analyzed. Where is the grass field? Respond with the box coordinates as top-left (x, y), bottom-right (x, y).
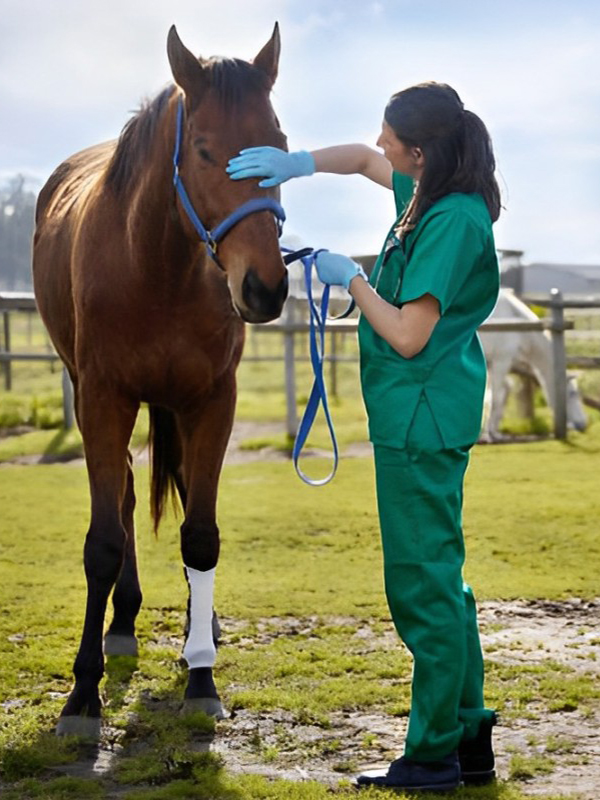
top-left (1, 309), bottom-right (600, 798)
top-left (1, 426), bottom-right (600, 799)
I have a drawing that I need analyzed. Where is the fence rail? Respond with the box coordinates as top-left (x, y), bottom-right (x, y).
top-left (2, 289), bottom-right (598, 439)
top-left (0, 292), bottom-right (74, 428)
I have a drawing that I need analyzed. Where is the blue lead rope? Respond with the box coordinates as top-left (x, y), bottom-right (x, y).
top-left (282, 249), bottom-right (356, 487)
top-left (292, 250), bottom-right (338, 486)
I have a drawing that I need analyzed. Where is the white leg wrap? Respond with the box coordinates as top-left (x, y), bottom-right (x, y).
top-left (183, 566), bottom-right (216, 669)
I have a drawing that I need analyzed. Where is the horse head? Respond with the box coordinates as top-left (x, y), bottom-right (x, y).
top-left (167, 25), bottom-right (289, 323)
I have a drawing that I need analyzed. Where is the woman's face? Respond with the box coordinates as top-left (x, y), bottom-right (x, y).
top-left (377, 120), bottom-right (424, 179)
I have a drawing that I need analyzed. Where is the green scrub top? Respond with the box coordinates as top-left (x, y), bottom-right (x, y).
top-left (358, 172), bottom-right (500, 449)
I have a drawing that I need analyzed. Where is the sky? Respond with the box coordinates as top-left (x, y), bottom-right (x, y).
top-left (1, 0), bottom-right (599, 265)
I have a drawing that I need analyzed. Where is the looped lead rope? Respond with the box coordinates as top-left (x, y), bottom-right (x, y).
top-left (281, 248), bottom-right (356, 486)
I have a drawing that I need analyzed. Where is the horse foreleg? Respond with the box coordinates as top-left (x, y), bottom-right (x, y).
top-left (176, 376), bottom-right (236, 719)
top-left (104, 455), bottom-right (142, 656)
top-left (57, 390), bottom-right (138, 738)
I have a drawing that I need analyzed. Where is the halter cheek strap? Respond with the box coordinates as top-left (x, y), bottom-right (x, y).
top-left (172, 96), bottom-right (286, 268)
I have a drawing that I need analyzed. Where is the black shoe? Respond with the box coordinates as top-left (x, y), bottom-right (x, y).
top-left (458, 712), bottom-right (497, 785)
top-left (356, 751), bottom-right (461, 792)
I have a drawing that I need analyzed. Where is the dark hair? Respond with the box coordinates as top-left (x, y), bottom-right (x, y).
top-left (384, 82), bottom-right (501, 235)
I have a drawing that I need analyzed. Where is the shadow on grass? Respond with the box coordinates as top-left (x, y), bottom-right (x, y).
top-left (104, 653), bottom-right (140, 707)
top-left (40, 427), bottom-right (83, 463)
top-left (0, 657), bottom-right (236, 800)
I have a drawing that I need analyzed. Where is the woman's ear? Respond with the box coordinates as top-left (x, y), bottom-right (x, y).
top-left (412, 146), bottom-right (424, 165)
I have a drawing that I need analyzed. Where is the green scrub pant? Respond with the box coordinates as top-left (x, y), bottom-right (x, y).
top-left (373, 396), bottom-right (493, 762)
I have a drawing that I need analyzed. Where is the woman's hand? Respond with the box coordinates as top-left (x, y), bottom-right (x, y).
top-left (226, 147), bottom-right (315, 187)
top-left (315, 251), bottom-right (367, 290)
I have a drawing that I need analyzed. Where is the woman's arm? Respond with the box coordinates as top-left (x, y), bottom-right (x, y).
top-left (227, 144), bottom-right (392, 189)
top-left (350, 277), bottom-right (440, 358)
top-left (311, 145), bottom-right (393, 189)
top-left (314, 252), bottom-right (439, 357)
top-left (315, 252), bottom-right (440, 358)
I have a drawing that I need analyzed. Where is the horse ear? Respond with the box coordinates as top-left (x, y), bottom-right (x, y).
top-left (167, 25), bottom-right (208, 100)
top-left (252, 22), bottom-right (280, 87)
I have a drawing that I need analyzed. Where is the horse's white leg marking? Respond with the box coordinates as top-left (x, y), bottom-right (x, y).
top-left (183, 566), bottom-right (216, 668)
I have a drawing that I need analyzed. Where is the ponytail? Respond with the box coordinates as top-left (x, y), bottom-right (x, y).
top-left (453, 110), bottom-right (501, 222)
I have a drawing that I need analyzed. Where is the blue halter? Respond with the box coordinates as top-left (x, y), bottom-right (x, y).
top-left (172, 95), bottom-right (286, 267)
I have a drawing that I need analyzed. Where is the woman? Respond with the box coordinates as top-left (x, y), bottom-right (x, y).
top-left (228, 81), bottom-right (499, 792)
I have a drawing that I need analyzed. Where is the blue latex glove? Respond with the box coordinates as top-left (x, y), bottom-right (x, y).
top-left (315, 251), bottom-right (368, 290)
top-left (226, 147), bottom-right (315, 188)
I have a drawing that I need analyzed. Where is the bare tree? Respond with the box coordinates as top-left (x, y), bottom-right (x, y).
top-left (0, 175), bottom-right (37, 290)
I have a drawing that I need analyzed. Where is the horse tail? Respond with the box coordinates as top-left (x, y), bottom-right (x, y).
top-left (148, 405), bottom-right (182, 534)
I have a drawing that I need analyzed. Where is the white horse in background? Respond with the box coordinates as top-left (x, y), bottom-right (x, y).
top-left (479, 289), bottom-right (587, 439)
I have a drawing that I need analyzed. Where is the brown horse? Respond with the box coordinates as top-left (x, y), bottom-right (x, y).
top-left (32, 25), bottom-right (288, 738)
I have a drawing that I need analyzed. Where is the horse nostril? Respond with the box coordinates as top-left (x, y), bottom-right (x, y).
top-left (241, 268), bottom-right (288, 322)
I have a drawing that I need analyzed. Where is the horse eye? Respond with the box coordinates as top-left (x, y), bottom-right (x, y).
top-left (193, 138), bottom-right (217, 165)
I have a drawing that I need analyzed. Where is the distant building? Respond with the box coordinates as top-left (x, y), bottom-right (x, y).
top-left (498, 249), bottom-right (600, 297)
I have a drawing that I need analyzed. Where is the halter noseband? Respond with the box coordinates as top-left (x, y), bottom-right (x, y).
top-left (172, 96), bottom-right (286, 269)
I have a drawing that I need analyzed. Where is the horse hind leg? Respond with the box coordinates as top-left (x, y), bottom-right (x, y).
top-left (488, 358), bottom-right (512, 440)
top-left (104, 454), bottom-right (142, 657)
top-left (57, 390), bottom-right (138, 738)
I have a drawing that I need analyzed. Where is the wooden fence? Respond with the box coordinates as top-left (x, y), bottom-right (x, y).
top-left (2, 289), bottom-right (598, 440)
top-left (0, 292), bottom-right (75, 429)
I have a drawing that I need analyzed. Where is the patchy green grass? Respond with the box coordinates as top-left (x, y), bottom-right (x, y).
top-left (1, 433), bottom-right (599, 798)
top-left (0, 414), bottom-right (149, 463)
top-left (508, 751), bottom-right (556, 781)
top-left (1, 775), bottom-right (105, 799)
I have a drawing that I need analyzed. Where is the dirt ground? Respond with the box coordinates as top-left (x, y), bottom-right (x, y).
top-left (53, 599), bottom-right (600, 798)
top-left (210, 599), bottom-right (600, 797)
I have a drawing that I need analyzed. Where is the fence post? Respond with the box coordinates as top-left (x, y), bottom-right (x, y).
top-left (549, 288), bottom-right (567, 439)
top-left (62, 367), bottom-right (75, 430)
top-left (282, 300), bottom-right (298, 438)
top-left (330, 330), bottom-right (338, 398)
top-left (2, 310), bottom-right (12, 390)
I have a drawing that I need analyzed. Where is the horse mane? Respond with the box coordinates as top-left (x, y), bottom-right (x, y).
top-left (106, 58), bottom-right (269, 197)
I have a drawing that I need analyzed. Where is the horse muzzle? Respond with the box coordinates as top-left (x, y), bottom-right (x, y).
top-left (238, 267), bottom-right (288, 323)
top-left (569, 419), bottom-right (588, 433)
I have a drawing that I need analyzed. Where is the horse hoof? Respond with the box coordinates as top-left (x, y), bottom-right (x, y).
top-left (104, 633), bottom-right (138, 657)
top-left (56, 715), bottom-right (101, 740)
top-left (182, 697), bottom-right (227, 720)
